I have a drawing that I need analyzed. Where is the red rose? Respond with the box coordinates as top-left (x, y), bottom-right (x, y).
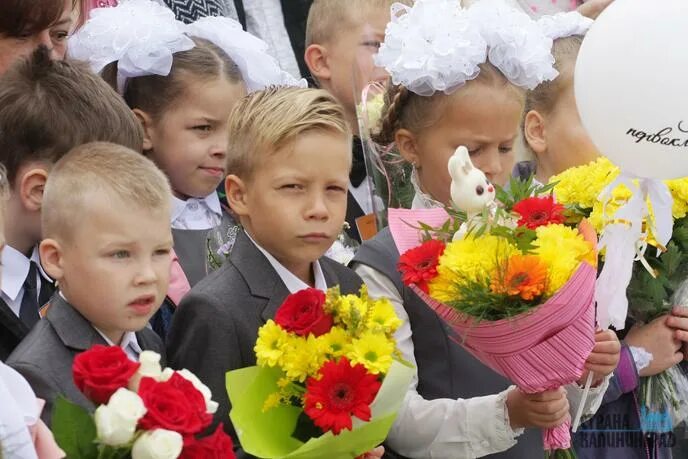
top-left (138, 372), bottom-right (212, 435)
top-left (72, 345), bottom-right (140, 405)
top-left (180, 425), bottom-right (235, 459)
top-left (274, 288), bottom-right (333, 337)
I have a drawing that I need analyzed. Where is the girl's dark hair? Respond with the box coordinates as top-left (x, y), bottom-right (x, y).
top-left (373, 62), bottom-right (525, 146)
top-left (0, 0), bottom-right (77, 37)
top-left (102, 38), bottom-right (244, 120)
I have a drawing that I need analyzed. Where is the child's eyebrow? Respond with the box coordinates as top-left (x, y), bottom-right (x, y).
top-left (51, 18), bottom-right (73, 27)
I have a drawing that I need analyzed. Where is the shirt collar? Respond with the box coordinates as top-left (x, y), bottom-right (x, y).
top-left (1, 246), bottom-right (46, 302)
top-left (171, 192), bottom-right (223, 223)
top-left (93, 327), bottom-right (143, 361)
top-left (245, 232), bottom-right (327, 293)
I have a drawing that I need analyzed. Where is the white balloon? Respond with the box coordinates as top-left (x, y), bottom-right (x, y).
top-left (574, 0), bottom-right (688, 179)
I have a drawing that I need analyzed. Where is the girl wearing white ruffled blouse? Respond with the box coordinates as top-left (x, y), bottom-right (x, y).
top-left (352, 1), bottom-right (614, 458)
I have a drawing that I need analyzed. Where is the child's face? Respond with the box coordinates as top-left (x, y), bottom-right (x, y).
top-left (318, 9), bottom-right (389, 120)
top-left (0, 0), bottom-right (73, 76)
top-left (230, 131), bottom-right (351, 282)
top-left (49, 196), bottom-right (173, 344)
top-left (541, 84), bottom-right (599, 175)
top-left (410, 83), bottom-right (521, 205)
top-left (145, 77), bottom-right (246, 199)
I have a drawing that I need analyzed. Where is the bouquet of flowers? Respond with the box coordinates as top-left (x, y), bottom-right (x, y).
top-left (226, 286), bottom-right (414, 459)
top-left (52, 345), bottom-right (234, 459)
top-left (388, 148), bottom-right (598, 458)
top-left (551, 156), bottom-right (688, 433)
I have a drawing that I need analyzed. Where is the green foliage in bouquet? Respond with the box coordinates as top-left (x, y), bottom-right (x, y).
top-left (627, 216), bottom-right (688, 322)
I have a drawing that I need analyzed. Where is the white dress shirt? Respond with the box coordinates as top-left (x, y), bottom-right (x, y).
top-left (245, 232), bottom-right (328, 293)
top-left (93, 328), bottom-right (143, 362)
top-left (354, 192), bottom-right (609, 458)
top-left (242, 0), bottom-right (301, 79)
top-left (1, 246), bottom-right (50, 318)
top-left (171, 193), bottom-right (223, 230)
top-left (0, 362), bottom-right (39, 459)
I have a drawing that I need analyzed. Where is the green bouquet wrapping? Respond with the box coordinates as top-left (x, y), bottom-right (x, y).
top-left (227, 361), bottom-right (414, 459)
top-left (226, 286), bottom-right (414, 458)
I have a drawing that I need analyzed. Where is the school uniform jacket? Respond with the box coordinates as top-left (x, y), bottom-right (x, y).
top-left (166, 229), bottom-right (363, 458)
top-left (6, 294), bottom-right (165, 426)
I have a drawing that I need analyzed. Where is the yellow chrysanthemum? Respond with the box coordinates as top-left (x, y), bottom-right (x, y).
top-left (254, 320), bottom-right (290, 368)
top-left (366, 298), bottom-right (402, 334)
top-left (319, 326), bottom-right (351, 359)
top-left (262, 392), bottom-right (282, 412)
top-left (428, 235), bottom-right (519, 303)
top-left (551, 157), bottom-right (619, 210)
top-left (333, 294), bottom-right (369, 330)
top-left (533, 224), bottom-right (595, 296)
top-left (280, 335), bottom-right (327, 382)
top-left (347, 331), bottom-right (394, 375)
top-left (667, 178), bottom-right (688, 219)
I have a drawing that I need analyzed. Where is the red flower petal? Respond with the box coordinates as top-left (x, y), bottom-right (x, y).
top-left (303, 358), bottom-right (381, 435)
top-left (512, 195), bottom-right (566, 230)
top-left (397, 240), bottom-right (446, 293)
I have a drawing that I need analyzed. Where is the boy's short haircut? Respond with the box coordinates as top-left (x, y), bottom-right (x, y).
top-left (42, 142), bottom-right (172, 242)
top-left (0, 46), bottom-right (144, 186)
top-left (305, 0), bottom-right (403, 47)
top-left (226, 86), bottom-right (351, 180)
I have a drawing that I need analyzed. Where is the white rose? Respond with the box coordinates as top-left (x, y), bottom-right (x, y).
top-left (129, 351), bottom-right (163, 392)
top-left (95, 388), bottom-right (146, 446)
top-left (131, 429), bottom-right (183, 459)
top-left (160, 368), bottom-right (218, 414)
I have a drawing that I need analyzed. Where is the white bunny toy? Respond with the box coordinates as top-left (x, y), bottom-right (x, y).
top-left (448, 146), bottom-right (496, 240)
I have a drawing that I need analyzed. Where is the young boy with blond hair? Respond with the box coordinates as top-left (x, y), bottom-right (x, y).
top-left (0, 47), bottom-right (143, 359)
top-left (304, 0), bottom-right (404, 241)
top-left (166, 87), bottom-right (365, 453)
top-left (7, 142), bottom-right (172, 424)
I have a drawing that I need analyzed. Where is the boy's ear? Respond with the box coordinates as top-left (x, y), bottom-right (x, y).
top-left (132, 109), bottom-right (155, 151)
top-left (39, 238), bottom-right (64, 281)
top-left (523, 110), bottom-right (548, 156)
top-left (225, 174), bottom-right (249, 217)
top-left (395, 128), bottom-right (421, 169)
top-left (304, 44), bottom-right (332, 84)
top-left (18, 165), bottom-right (48, 212)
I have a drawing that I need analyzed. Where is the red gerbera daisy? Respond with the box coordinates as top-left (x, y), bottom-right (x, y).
top-left (512, 195), bottom-right (565, 229)
top-left (397, 239), bottom-right (446, 293)
top-left (304, 358), bottom-right (382, 435)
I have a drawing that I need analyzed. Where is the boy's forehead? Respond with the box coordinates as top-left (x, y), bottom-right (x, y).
top-left (330, 6), bottom-right (389, 42)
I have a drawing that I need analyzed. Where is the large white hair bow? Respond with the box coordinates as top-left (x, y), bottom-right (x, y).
top-left (68, 0), bottom-right (194, 92)
top-left (185, 16), bottom-right (307, 91)
top-left (375, 0), bottom-right (593, 95)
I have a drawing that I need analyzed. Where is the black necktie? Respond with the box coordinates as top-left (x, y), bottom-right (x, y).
top-left (350, 137), bottom-right (367, 188)
top-left (19, 262), bottom-right (40, 329)
top-left (19, 262), bottom-right (51, 329)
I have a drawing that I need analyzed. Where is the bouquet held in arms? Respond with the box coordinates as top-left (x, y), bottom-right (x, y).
top-left (226, 286), bottom-right (414, 459)
top-left (552, 157), bottom-right (688, 433)
top-left (389, 146), bottom-right (598, 458)
top-left (52, 345), bottom-right (234, 459)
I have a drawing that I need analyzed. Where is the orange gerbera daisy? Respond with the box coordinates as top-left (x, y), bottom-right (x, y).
top-left (490, 255), bottom-right (548, 301)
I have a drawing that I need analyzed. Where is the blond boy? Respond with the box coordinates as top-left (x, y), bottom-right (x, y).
top-left (8, 143), bottom-right (173, 424)
top-left (166, 87), bottom-right (365, 455)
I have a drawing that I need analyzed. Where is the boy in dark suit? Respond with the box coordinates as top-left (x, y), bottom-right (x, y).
top-left (166, 87), bottom-right (364, 452)
top-left (0, 47), bottom-right (143, 359)
top-left (7, 143), bottom-right (173, 424)
top-left (304, 0), bottom-right (406, 241)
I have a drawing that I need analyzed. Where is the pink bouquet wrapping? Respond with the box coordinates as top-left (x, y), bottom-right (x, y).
top-left (389, 207), bottom-right (597, 453)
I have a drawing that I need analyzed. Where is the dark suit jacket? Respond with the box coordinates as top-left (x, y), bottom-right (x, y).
top-left (166, 230), bottom-right (363, 458)
top-left (0, 299), bottom-right (29, 361)
top-left (7, 294), bottom-right (165, 425)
